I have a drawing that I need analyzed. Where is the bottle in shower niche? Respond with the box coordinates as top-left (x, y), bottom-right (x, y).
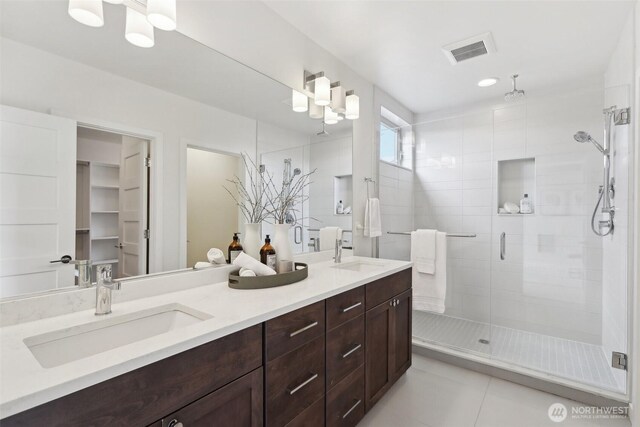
top-left (228, 233), bottom-right (243, 264)
top-left (336, 200), bottom-right (344, 214)
top-left (260, 235), bottom-right (277, 271)
top-left (520, 194), bottom-right (533, 214)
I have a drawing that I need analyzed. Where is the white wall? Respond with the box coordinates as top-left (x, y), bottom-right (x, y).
top-left (412, 86), bottom-right (606, 346)
top-left (0, 37), bottom-right (257, 271)
top-left (602, 4), bottom-right (637, 402)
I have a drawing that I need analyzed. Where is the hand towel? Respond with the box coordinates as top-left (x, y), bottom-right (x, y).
top-left (319, 227), bottom-right (342, 251)
top-left (232, 251), bottom-right (276, 276)
top-left (412, 231), bottom-right (447, 313)
top-left (194, 262), bottom-right (215, 269)
top-left (239, 268), bottom-right (256, 277)
top-left (207, 248), bottom-right (226, 264)
top-left (364, 198), bottom-right (382, 237)
top-left (411, 229), bottom-right (437, 274)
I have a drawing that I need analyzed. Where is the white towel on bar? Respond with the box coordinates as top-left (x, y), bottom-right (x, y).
top-left (364, 198), bottom-right (382, 237)
top-left (319, 227), bottom-right (342, 251)
top-left (411, 229), bottom-right (437, 274)
top-left (412, 231), bottom-right (447, 313)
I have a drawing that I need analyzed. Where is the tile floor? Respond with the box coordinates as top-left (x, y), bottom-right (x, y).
top-left (359, 354), bottom-right (630, 427)
top-left (413, 311), bottom-right (621, 392)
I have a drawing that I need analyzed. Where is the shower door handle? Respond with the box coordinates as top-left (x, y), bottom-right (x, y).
top-left (294, 226), bottom-right (302, 244)
top-left (500, 232), bottom-right (506, 261)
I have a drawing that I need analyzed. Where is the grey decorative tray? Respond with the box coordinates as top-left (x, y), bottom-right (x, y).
top-left (228, 263), bottom-right (308, 289)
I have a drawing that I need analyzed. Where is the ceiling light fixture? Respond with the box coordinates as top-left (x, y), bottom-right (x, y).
top-left (345, 90), bottom-right (359, 120)
top-left (147, 0), bottom-right (177, 31)
top-left (291, 90), bottom-right (308, 113)
top-left (478, 77), bottom-right (498, 87)
top-left (125, 7), bottom-right (155, 48)
top-left (68, 0), bottom-right (104, 27)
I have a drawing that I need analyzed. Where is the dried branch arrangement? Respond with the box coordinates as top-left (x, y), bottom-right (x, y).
top-left (223, 153), bottom-right (270, 224)
top-left (265, 167), bottom-right (316, 225)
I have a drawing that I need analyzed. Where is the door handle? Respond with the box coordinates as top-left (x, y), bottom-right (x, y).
top-left (500, 232), bottom-right (506, 261)
top-left (294, 225), bottom-right (302, 244)
top-left (50, 255), bottom-right (72, 264)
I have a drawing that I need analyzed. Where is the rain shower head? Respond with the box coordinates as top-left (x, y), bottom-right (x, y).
top-left (573, 131), bottom-right (605, 154)
top-left (504, 74), bottom-right (525, 102)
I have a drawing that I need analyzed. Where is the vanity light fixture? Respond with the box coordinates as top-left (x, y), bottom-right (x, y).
top-left (478, 77), bottom-right (498, 87)
top-left (125, 7), bottom-right (155, 48)
top-left (292, 90), bottom-right (308, 113)
top-left (345, 90), bottom-right (360, 120)
top-left (308, 102), bottom-right (324, 119)
top-left (68, 0), bottom-right (104, 27)
top-left (305, 72), bottom-right (331, 106)
top-left (324, 106), bottom-right (339, 125)
top-left (67, 0), bottom-right (178, 48)
top-left (147, 0), bottom-right (177, 31)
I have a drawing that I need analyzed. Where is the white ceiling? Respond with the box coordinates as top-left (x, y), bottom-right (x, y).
top-left (264, 0), bottom-right (635, 114)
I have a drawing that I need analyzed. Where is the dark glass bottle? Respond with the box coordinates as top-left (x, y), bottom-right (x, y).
top-left (228, 233), bottom-right (243, 264)
top-left (260, 235), bottom-right (277, 270)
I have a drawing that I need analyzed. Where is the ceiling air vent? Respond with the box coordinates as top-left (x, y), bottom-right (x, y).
top-left (442, 32), bottom-right (496, 65)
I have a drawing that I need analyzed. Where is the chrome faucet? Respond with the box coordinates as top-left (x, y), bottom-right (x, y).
top-left (334, 238), bottom-right (342, 263)
top-left (74, 260), bottom-right (92, 288)
top-left (95, 264), bottom-right (120, 315)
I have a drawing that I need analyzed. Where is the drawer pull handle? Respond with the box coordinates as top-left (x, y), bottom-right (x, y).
top-left (341, 301), bottom-right (362, 313)
top-left (342, 343), bottom-right (362, 359)
top-left (342, 399), bottom-right (362, 419)
top-left (287, 373), bottom-right (318, 395)
top-left (289, 321), bottom-right (319, 337)
top-left (167, 419), bottom-right (183, 427)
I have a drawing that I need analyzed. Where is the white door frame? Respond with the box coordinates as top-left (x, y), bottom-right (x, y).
top-left (179, 138), bottom-right (243, 268)
top-left (51, 110), bottom-right (164, 274)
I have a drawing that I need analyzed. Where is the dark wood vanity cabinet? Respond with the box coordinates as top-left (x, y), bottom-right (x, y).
top-left (364, 269), bottom-right (412, 411)
top-left (3, 268), bottom-right (412, 427)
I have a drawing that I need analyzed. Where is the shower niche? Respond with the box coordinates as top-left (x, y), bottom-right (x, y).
top-left (497, 157), bottom-right (535, 215)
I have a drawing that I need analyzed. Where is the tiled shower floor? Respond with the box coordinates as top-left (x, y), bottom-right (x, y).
top-left (412, 311), bottom-right (622, 392)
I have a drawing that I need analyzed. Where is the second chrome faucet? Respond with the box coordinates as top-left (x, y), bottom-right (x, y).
top-left (94, 264), bottom-right (121, 315)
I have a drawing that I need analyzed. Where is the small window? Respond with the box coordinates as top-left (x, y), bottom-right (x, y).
top-left (380, 121), bottom-right (399, 164)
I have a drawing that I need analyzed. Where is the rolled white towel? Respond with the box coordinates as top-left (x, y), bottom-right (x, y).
top-left (233, 252), bottom-right (276, 276)
top-left (207, 248), bottom-right (226, 264)
top-left (239, 268), bottom-right (256, 277)
top-left (194, 261), bottom-right (215, 269)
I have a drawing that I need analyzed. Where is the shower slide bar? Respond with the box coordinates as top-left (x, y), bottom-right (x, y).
top-left (387, 231), bottom-right (476, 238)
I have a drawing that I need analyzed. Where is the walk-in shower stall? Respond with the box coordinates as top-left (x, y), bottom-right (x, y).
top-left (378, 85), bottom-right (633, 400)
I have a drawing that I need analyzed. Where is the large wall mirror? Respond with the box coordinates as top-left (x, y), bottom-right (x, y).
top-left (0, 1), bottom-right (353, 299)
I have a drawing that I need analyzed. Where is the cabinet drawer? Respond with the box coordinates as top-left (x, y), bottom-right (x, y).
top-left (326, 314), bottom-right (364, 389)
top-left (365, 268), bottom-right (412, 310)
top-left (266, 301), bottom-right (325, 361)
top-left (326, 286), bottom-right (364, 330)
top-left (284, 397), bottom-right (324, 427)
top-left (326, 365), bottom-right (365, 427)
top-left (266, 335), bottom-right (325, 427)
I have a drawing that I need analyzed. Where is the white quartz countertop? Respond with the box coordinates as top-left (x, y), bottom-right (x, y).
top-left (0, 256), bottom-right (411, 419)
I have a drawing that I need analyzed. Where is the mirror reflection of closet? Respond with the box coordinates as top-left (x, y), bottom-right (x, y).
top-left (75, 127), bottom-right (150, 280)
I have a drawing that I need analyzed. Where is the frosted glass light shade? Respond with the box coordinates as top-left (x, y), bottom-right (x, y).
top-left (147, 0), bottom-right (177, 31)
top-left (330, 85), bottom-right (346, 113)
top-left (313, 76), bottom-right (330, 106)
top-left (324, 107), bottom-right (339, 125)
top-left (126, 7), bottom-right (155, 48)
top-left (345, 93), bottom-right (360, 120)
top-left (68, 0), bottom-right (104, 27)
top-left (292, 90), bottom-right (308, 113)
top-left (308, 102), bottom-right (323, 119)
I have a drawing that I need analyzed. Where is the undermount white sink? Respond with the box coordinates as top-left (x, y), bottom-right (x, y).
top-left (330, 261), bottom-right (387, 272)
top-left (24, 304), bottom-right (212, 368)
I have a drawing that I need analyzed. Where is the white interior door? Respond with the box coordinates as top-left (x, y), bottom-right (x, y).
top-left (118, 136), bottom-right (148, 277)
top-left (0, 105), bottom-right (76, 297)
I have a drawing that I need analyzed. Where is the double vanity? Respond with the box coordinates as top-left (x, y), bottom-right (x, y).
top-left (0, 256), bottom-right (412, 426)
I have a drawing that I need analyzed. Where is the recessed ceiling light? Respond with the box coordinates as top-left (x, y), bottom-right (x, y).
top-left (478, 78), bottom-right (499, 87)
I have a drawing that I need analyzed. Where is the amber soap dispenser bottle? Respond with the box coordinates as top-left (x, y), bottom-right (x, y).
top-left (228, 233), bottom-right (243, 264)
top-left (260, 235), bottom-right (277, 270)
